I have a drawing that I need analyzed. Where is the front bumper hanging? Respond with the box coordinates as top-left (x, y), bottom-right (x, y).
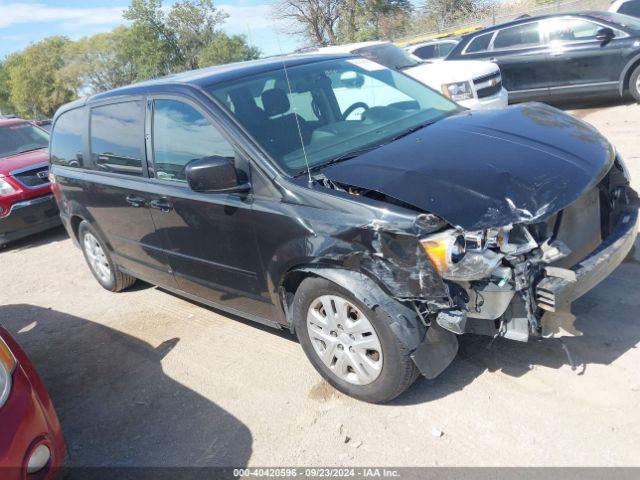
top-left (536, 205), bottom-right (638, 313)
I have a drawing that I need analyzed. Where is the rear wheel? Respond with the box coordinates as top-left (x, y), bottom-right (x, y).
top-left (78, 221), bottom-right (136, 292)
top-left (293, 276), bottom-right (419, 403)
top-left (630, 64), bottom-right (640, 103)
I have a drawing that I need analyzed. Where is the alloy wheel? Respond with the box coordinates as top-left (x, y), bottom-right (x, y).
top-left (83, 232), bottom-right (112, 284)
top-left (306, 295), bottom-right (383, 385)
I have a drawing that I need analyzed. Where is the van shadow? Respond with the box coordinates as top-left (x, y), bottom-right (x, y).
top-left (0, 225), bottom-right (68, 253)
top-left (0, 304), bottom-right (253, 476)
top-left (394, 237), bottom-right (640, 406)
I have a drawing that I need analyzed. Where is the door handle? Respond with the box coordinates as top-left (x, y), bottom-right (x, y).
top-left (489, 57), bottom-right (497, 62)
top-left (125, 194), bottom-right (146, 207)
top-left (149, 198), bottom-right (173, 213)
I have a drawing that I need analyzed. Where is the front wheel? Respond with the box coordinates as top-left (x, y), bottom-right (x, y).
top-left (293, 276), bottom-right (419, 403)
top-left (630, 65), bottom-right (640, 103)
top-left (78, 221), bottom-right (136, 292)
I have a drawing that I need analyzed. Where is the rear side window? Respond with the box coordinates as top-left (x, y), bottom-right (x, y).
top-left (90, 101), bottom-right (145, 176)
top-left (413, 44), bottom-right (437, 59)
top-left (465, 32), bottom-right (494, 53)
top-left (547, 18), bottom-right (608, 42)
top-left (493, 22), bottom-right (541, 49)
top-left (51, 109), bottom-right (84, 168)
top-left (619, 0), bottom-right (640, 16)
top-left (152, 99), bottom-right (234, 182)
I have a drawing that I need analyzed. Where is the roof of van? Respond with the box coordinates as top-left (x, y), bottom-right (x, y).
top-left (76, 53), bottom-right (350, 106)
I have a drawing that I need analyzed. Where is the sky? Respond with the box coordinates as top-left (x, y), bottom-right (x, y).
top-left (0, 0), bottom-right (301, 59)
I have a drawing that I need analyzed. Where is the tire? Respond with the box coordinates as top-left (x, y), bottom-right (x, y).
top-left (78, 221), bottom-right (136, 292)
top-left (293, 276), bottom-right (419, 403)
top-left (630, 64), bottom-right (640, 103)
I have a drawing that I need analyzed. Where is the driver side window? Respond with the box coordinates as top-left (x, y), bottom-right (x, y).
top-left (152, 99), bottom-right (235, 182)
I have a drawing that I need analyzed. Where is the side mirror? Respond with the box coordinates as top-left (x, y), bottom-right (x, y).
top-left (185, 156), bottom-right (250, 194)
top-left (596, 27), bottom-right (615, 43)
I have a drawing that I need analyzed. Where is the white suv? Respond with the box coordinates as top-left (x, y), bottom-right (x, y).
top-left (316, 41), bottom-right (508, 110)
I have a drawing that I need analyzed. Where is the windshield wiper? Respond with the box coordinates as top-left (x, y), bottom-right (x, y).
top-left (389, 120), bottom-right (436, 142)
top-left (298, 145), bottom-right (380, 176)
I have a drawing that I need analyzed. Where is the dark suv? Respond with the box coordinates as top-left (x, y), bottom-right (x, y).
top-left (446, 11), bottom-right (640, 102)
top-left (50, 54), bottom-right (638, 403)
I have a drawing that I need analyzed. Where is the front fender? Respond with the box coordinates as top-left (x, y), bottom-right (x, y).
top-left (291, 266), bottom-right (459, 379)
top-left (292, 267), bottom-right (427, 352)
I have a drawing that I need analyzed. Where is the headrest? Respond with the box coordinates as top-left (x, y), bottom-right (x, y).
top-left (261, 88), bottom-right (290, 117)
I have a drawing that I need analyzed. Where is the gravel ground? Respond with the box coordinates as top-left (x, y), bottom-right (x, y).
top-left (1, 102), bottom-right (639, 468)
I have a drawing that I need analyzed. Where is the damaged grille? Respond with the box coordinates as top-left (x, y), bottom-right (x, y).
top-left (534, 164), bottom-right (623, 312)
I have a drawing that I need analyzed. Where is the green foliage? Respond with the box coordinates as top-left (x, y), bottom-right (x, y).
top-left (198, 34), bottom-right (262, 66)
top-left (123, 0), bottom-right (257, 72)
top-left (1, 0), bottom-right (261, 119)
top-left (0, 61), bottom-right (14, 115)
top-left (6, 37), bottom-right (76, 119)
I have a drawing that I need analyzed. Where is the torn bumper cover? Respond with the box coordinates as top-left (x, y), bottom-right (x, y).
top-left (536, 205), bottom-right (638, 313)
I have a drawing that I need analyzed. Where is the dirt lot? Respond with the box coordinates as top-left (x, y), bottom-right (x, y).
top-left (1, 102), bottom-right (639, 468)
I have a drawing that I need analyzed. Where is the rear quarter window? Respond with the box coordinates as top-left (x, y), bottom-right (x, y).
top-left (51, 108), bottom-right (85, 168)
top-left (90, 101), bottom-right (145, 176)
top-left (493, 22), bottom-right (541, 49)
top-left (465, 32), bottom-right (494, 53)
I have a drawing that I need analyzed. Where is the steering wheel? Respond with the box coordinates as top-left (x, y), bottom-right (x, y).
top-left (342, 102), bottom-right (370, 121)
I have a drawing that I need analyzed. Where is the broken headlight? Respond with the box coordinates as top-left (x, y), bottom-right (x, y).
top-left (421, 229), bottom-right (504, 281)
top-left (420, 229), bottom-right (466, 272)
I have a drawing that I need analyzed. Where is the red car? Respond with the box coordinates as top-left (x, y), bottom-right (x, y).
top-left (0, 119), bottom-right (59, 246)
top-left (0, 327), bottom-right (65, 479)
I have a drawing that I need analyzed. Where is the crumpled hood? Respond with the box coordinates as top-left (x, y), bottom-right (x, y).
top-left (404, 60), bottom-right (499, 88)
top-left (323, 103), bottom-right (615, 230)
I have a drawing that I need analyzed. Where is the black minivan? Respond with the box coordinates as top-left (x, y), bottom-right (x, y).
top-left (49, 54), bottom-right (638, 403)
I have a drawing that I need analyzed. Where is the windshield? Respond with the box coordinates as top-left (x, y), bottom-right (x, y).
top-left (354, 44), bottom-right (420, 70)
top-left (589, 12), bottom-right (640, 32)
top-left (0, 122), bottom-right (49, 158)
top-left (208, 58), bottom-right (461, 175)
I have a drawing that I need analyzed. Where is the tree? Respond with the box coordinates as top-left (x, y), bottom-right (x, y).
top-left (198, 34), bottom-right (261, 67)
top-left (124, 0), bottom-right (258, 73)
top-left (6, 37), bottom-right (75, 118)
top-left (420, 0), bottom-right (492, 30)
top-left (60, 27), bottom-right (140, 95)
top-left (272, 0), bottom-right (342, 46)
top-left (272, 0), bottom-right (412, 46)
top-left (0, 61), bottom-right (15, 116)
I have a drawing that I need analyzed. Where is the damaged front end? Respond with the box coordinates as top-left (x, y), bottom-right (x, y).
top-left (315, 156), bottom-right (638, 379)
top-left (416, 157), bottom-right (638, 344)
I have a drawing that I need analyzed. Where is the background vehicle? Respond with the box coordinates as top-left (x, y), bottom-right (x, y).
top-left (32, 120), bottom-right (53, 132)
top-left (316, 41), bottom-right (508, 109)
top-left (405, 37), bottom-right (461, 61)
top-left (0, 327), bottom-right (66, 479)
top-left (0, 119), bottom-right (59, 246)
top-left (610, 0), bottom-right (640, 18)
top-left (447, 11), bottom-right (640, 102)
top-left (50, 54), bottom-right (637, 403)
